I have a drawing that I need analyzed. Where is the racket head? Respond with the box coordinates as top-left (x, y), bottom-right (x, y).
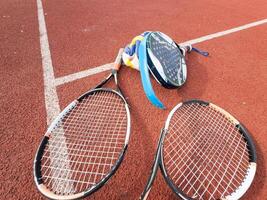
top-left (146, 31), bottom-right (187, 88)
top-left (34, 88), bottom-right (130, 200)
top-left (160, 99), bottom-right (256, 200)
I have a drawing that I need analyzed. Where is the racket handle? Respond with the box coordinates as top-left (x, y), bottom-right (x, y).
top-left (179, 45), bottom-right (209, 57)
top-left (179, 45), bottom-right (192, 56)
top-left (114, 48), bottom-right (124, 71)
top-left (192, 47), bottom-right (209, 56)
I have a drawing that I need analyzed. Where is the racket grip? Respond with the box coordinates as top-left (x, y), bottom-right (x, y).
top-left (179, 45), bottom-right (192, 56)
top-left (180, 45), bottom-right (209, 57)
top-left (114, 48), bottom-right (124, 71)
top-left (192, 47), bottom-right (209, 56)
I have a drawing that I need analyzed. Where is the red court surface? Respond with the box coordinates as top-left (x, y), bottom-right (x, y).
top-left (0, 0), bottom-right (266, 199)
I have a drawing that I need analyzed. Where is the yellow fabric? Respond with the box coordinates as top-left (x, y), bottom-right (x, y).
top-left (122, 36), bottom-right (145, 70)
top-left (129, 35), bottom-right (144, 46)
top-left (125, 59), bottom-right (134, 69)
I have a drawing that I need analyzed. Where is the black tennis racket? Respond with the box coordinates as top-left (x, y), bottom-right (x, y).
top-left (34, 48), bottom-right (131, 200)
top-left (146, 31), bottom-right (208, 89)
top-left (146, 31), bottom-right (187, 89)
top-left (140, 99), bottom-right (257, 200)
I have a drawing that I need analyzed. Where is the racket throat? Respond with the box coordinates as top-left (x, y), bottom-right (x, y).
top-left (111, 69), bottom-right (119, 85)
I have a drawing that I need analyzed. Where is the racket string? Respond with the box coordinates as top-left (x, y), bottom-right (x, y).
top-left (163, 103), bottom-right (250, 200)
top-left (45, 128), bottom-right (75, 194)
top-left (168, 106), bottom-right (248, 180)
top-left (165, 104), bottom-right (214, 195)
top-left (92, 95), bottom-right (126, 184)
top-left (41, 90), bottom-right (128, 195)
top-left (85, 92), bottom-right (126, 191)
top-left (210, 140), bottom-right (248, 198)
top-left (42, 155), bottom-right (115, 167)
top-left (180, 106), bottom-right (249, 198)
top-left (191, 124), bottom-right (244, 198)
top-left (165, 104), bottom-right (228, 194)
top-left (62, 93), bottom-right (126, 133)
top-left (165, 103), bottom-right (216, 166)
top-left (168, 104), bottom-right (249, 175)
top-left (74, 91), bottom-right (125, 192)
top-left (50, 92), bottom-right (105, 193)
top-left (53, 91), bottom-right (124, 193)
top-left (181, 107), bottom-right (248, 198)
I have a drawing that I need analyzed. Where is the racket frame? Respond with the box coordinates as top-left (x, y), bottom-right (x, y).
top-left (34, 49), bottom-right (131, 200)
top-left (146, 31), bottom-right (187, 89)
top-left (141, 99), bottom-right (257, 200)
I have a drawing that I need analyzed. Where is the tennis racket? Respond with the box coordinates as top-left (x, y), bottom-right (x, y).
top-left (146, 31), bottom-right (209, 89)
top-left (34, 48), bottom-right (131, 200)
top-left (146, 31), bottom-right (187, 89)
top-left (140, 99), bottom-right (256, 200)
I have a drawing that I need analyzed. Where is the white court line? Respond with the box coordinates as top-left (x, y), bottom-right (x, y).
top-left (37, 0), bottom-right (61, 125)
top-left (37, 1), bottom-right (74, 193)
top-left (179, 18), bottom-right (267, 46)
top-left (54, 63), bottom-right (114, 86)
top-left (54, 18), bottom-right (267, 86)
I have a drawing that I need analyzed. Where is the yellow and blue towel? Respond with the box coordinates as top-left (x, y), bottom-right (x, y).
top-left (122, 31), bottom-right (151, 71)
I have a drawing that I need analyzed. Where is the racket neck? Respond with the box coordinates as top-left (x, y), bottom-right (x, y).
top-left (95, 73), bottom-right (113, 89)
top-left (112, 69), bottom-right (119, 86)
top-left (112, 68), bottom-right (128, 101)
top-left (140, 129), bottom-right (166, 200)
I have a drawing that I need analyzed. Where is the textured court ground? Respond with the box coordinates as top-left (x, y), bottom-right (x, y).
top-left (0, 0), bottom-right (266, 199)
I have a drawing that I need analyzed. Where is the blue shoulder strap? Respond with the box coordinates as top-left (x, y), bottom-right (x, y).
top-left (138, 34), bottom-right (165, 109)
